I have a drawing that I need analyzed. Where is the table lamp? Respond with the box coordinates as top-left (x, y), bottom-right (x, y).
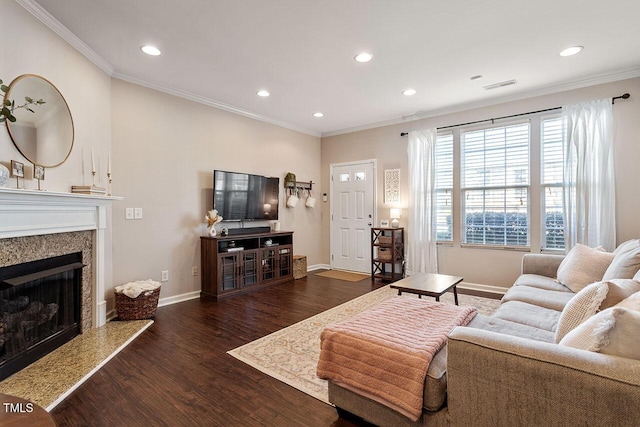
top-left (390, 208), bottom-right (401, 228)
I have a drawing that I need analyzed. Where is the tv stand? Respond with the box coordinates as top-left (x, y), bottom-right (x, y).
top-left (200, 230), bottom-right (293, 300)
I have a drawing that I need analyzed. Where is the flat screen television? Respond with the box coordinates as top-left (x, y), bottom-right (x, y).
top-left (213, 170), bottom-right (279, 221)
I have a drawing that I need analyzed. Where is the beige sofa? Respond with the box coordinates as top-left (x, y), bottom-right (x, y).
top-left (327, 246), bottom-right (640, 427)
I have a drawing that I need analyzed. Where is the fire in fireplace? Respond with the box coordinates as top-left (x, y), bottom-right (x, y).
top-left (0, 252), bottom-right (83, 381)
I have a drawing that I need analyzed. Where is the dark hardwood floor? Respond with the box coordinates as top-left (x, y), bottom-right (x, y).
top-left (51, 273), bottom-right (386, 427)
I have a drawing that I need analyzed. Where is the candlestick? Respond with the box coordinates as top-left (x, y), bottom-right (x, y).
top-left (107, 172), bottom-right (112, 197)
top-left (108, 152), bottom-right (111, 175)
top-left (91, 148), bottom-right (96, 174)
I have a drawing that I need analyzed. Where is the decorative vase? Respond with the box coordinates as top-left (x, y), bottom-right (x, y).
top-left (0, 164), bottom-right (9, 187)
top-left (207, 225), bottom-right (217, 237)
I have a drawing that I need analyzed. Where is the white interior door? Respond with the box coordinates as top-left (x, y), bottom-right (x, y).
top-left (330, 160), bottom-right (376, 273)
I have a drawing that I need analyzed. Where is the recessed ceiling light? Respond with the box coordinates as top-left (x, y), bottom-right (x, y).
top-left (402, 89), bottom-right (417, 96)
top-left (313, 112), bottom-right (324, 118)
top-left (354, 52), bottom-right (373, 63)
top-left (559, 46), bottom-right (583, 57)
top-left (256, 90), bottom-right (270, 97)
top-left (141, 45), bottom-right (161, 56)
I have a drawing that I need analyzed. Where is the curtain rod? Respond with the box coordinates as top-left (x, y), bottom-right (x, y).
top-left (400, 93), bottom-right (630, 136)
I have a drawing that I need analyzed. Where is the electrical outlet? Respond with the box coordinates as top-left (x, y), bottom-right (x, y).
top-left (125, 208), bottom-right (134, 220)
top-left (134, 208), bottom-right (143, 219)
top-left (192, 266), bottom-right (198, 276)
top-left (161, 270), bottom-right (169, 282)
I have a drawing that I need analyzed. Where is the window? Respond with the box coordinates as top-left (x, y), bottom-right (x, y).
top-left (541, 117), bottom-right (565, 249)
top-left (461, 123), bottom-right (530, 246)
top-left (435, 133), bottom-right (453, 241)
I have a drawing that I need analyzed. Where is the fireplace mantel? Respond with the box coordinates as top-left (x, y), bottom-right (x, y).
top-left (0, 187), bottom-right (122, 328)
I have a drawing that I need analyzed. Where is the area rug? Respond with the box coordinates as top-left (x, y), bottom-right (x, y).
top-left (227, 286), bottom-right (501, 404)
top-left (315, 270), bottom-right (371, 282)
top-left (0, 319), bottom-right (153, 410)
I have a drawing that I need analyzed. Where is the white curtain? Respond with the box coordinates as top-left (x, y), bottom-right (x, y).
top-left (562, 98), bottom-right (616, 251)
top-left (406, 128), bottom-right (438, 275)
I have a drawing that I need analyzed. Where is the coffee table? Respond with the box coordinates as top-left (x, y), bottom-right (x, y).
top-left (390, 272), bottom-right (463, 305)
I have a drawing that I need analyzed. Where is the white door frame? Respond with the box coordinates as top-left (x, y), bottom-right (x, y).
top-left (329, 158), bottom-right (377, 271)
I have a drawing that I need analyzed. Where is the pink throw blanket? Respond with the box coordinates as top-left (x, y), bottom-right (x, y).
top-left (317, 297), bottom-right (477, 421)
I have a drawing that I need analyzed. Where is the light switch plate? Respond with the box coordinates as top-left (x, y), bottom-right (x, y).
top-left (125, 208), bottom-right (134, 220)
top-left (134, 208), bottom-right (142, 219)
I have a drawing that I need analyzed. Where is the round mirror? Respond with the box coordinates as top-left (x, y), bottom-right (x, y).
top-left (4, 74), bottom-right (74, 167)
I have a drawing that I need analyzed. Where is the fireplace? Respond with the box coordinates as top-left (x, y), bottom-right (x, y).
top-left (0, 253), bottom-right (83, 381)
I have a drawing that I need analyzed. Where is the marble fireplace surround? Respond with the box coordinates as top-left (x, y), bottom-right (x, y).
top-left (0, 188), bottom-right (121, 330)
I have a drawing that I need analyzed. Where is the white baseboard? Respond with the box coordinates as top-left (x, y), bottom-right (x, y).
top-left (459, 281), bottom-right (508, 296)
top-left (157, 291), bottom-right (200, 308)
top-left (308, 263), bottom-right (330, 271)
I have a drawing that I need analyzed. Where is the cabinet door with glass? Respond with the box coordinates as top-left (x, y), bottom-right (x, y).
top-left (261, 248), bottom-right (278, 283)
top-left (277, 245), bottom-right (293, 278)
top-left (241, 249), bottom-right (260, 288)
top-left (217, 253), bottom-right (240, 294)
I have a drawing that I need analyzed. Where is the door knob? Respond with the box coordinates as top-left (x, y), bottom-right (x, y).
top-left (368, 222), bottom-right (372, 226)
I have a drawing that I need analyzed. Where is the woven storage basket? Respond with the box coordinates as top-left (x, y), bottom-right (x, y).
top-left (378, 248), bottom-right (392, 261)
top-left (115, 287), bottom-right (161, 320)
top-left (293, 255), bottom-right (307, 279)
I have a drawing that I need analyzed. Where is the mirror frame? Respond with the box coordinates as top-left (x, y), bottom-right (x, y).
top-left (4, 74), bottom-right (75, 167)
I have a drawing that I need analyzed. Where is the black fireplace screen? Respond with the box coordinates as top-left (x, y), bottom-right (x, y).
top-left (0, 252), bottom-right (83, 380)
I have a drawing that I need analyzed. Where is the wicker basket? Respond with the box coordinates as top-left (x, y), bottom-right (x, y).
top-left (378, 248), bottom-right (392, 261)
top-left (115, 287), bottom-right (161, 320)
top-left (293, 255), bottom-right (307, 279)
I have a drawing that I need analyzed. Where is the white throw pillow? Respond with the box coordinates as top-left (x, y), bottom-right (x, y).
top-left (555, 281), bottom-right (609, 343)
top-left (613, 239), bottom-right (640, 256)
top-left (599, 279), bottom-right (640, 310)
top-left (557, 244), bottom-right (615, 292)
top-left (559, 307), bottom-right (640, 360)
top-left (602, 239), bottom-right (640, 280)
top-left (615, 291), bottom-right (640, 312)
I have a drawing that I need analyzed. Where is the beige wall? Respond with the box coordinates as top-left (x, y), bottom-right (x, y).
top-left (322, 77), bottom-right (640, 287)
top-left (0, 0), bottom-right (114, 299)
top-left (110, 80), bottom-right (322, 304)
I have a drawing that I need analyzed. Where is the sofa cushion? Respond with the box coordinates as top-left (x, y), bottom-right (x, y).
top-left (514, 274), bottom-right (572, 292)
top-left (615, 291), bottom-right (640, 312)
top-left (602, 240), bottom-right (640, 280)
top-left (555, 281), bottom-right (609, 343)
top-left (493, 301), bottom-right (561, 332)
top-left (600, 279), bottom-right (640, 310)
top-left (502, 285), bottom-right (575, 311)
top-left (467, 314), bottom-right (555, 343)
top-left (559, 307), bottom-right (640, 360)
top-left (556, 244), bottom-right (614, 292)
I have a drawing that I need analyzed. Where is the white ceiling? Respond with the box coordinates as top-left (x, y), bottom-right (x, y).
top-left (28, 0), bottom-right (640, 137)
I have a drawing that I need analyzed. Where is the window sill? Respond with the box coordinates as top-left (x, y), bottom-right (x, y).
top-left (460, 243), bottom-right (531, 252)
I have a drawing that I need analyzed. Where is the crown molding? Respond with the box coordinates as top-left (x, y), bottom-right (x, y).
top-left (16, 0), bottom-right (115, 75)
top-left (321, 67), bottom-right (640, 138)
top-left (112, 72), bottom-right (321, 137)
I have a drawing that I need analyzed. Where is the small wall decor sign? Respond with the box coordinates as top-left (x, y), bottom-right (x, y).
top-left (380, 219), bottom-right (390, 227)
top-left (10, 160), bottom-right (24, 178)
top-left (34, 164), bottom-right (45, 180)
top-left (384, 168), bottom-right (400, 204)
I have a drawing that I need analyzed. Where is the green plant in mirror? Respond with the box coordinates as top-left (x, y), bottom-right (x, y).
top-left (0, 78), bottom-right (46, 124)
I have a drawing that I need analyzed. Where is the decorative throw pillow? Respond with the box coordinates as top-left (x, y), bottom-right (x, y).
top-left (613, 239), bottom-right (640, 256)
top-left (602, 240), bottom-right (640, 280)
top-left (557, 244), bottom-right (615, 292)
top-left (615, 291), bottom-right (640, 312)
top-left (599, 279), bottom-right (640, 310)
top-left (555, 281), bottom-right (609, 343)
top-left (559, 307), bottom-right (640, 360)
